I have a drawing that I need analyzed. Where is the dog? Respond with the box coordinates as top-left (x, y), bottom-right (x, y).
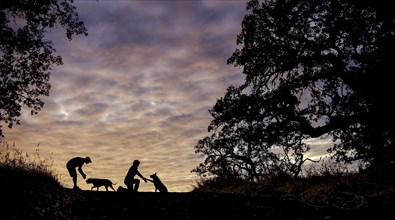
top-left (148, 173), bottom-right (168, 193)
top-left (86, 178), bottom-right (117, 191)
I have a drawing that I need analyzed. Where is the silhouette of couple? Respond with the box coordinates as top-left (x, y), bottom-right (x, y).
top-left (67, 157), bottom-right (147, 192)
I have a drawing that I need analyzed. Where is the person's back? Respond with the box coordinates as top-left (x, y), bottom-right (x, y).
top-left (67, 157), bottom-right (85, 169)
top-left (125, 164), bottom-right (137, 180)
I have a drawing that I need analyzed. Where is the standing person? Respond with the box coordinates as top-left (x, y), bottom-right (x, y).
top-left (66, 156), bottom-right (92, 190)
top-left (124, 160), bottom-right (148, 192)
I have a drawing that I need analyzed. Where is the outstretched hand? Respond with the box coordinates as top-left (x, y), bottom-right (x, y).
top-left (144, 178), bottom-right (147, 183)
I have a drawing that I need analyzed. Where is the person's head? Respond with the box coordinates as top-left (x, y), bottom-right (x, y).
top-left (85, 156), bottom-right (92, 164)
top-left (133, 160), bottom-right (140, 166)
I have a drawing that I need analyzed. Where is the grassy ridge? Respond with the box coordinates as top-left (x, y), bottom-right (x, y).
top-left (1, 141), bottom-right (394, 219)
top-left (0, 141), bottom-right (69, 219)
top-left (192, 173), bottom-right (395, 213)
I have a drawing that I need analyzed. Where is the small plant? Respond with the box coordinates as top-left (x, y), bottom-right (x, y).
top-left (0, 140), bottom-right (61, 186)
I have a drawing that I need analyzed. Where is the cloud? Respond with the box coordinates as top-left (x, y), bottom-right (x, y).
top-left (1, 1), bottom-right (328, 192)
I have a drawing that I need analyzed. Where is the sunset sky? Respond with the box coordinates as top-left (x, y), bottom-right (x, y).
top-left (2, 0), bottom-right (330, 192)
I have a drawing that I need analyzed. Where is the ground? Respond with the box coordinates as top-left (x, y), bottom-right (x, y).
top-left (50, 188), bottom-right (393, 220)
top-left (0, 169), bottom-right (394, 220)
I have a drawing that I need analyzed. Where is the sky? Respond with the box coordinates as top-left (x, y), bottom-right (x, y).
top-left (1, 0), bottom-right (331, 192)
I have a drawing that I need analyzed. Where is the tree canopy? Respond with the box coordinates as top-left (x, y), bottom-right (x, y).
top-left (193, 0), bottom-right (394, 180)
top-left (0, 0), bottom-right (87, 137)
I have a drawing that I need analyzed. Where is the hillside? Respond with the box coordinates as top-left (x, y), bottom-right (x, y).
top-left (55, 189), bottom-right (395, 219)
top-left (1, 161), bottom-right (394, 219)
top-left (1, 175), bottom-right (394, 219)
top-left (3, 187), bottom-right (393, 220)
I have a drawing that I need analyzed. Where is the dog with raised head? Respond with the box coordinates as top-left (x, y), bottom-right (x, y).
top-left (148, 173), bottom-right (168, 193)
top-left (86, 178), bottom-right (117, 191)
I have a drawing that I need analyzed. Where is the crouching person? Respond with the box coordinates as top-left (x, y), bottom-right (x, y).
top-left (124, 160), bottom-right (148, 192)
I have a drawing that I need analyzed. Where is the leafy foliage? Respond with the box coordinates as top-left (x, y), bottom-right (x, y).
top-left (193, 0), bottom-right (395, 180)
top-left (0, 0), bottom-right (88, 137)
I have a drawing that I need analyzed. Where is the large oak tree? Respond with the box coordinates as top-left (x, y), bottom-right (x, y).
top-left (193, 0), bottom-right (394, 180)
top-left (0, 0), bottom-right (87, 137)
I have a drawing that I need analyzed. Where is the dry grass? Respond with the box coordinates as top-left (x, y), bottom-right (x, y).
top-left (0, 141), bottom-right (74, 219)
top-left (192, 163), bottom-right (395, 212)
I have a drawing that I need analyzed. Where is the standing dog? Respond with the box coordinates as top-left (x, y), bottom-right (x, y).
top-left (86, 178), bottom-right (117, 191)
top-left (148, 173), bottom-right (168, 193)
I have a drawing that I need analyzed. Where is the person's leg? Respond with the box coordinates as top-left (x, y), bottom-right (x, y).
top-left (73, 176), bottom-right (79, 189)
top-left (125, 180), bottom-right (133, 191)
top-left (133, 179), bottom-right (140, 192)
top-left (68, 167), bottom-right (79, 189)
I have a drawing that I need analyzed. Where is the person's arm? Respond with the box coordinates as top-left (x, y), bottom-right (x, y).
top-left (137, 170), bottom-right (147, 183)
top-left (78, 166), bottom-right (86, 179)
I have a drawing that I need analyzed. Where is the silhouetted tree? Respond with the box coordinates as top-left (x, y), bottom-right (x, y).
top-left (0, 0), bottom-right (88, 137)
top-left (193, 0), bottom-right (394, 180)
